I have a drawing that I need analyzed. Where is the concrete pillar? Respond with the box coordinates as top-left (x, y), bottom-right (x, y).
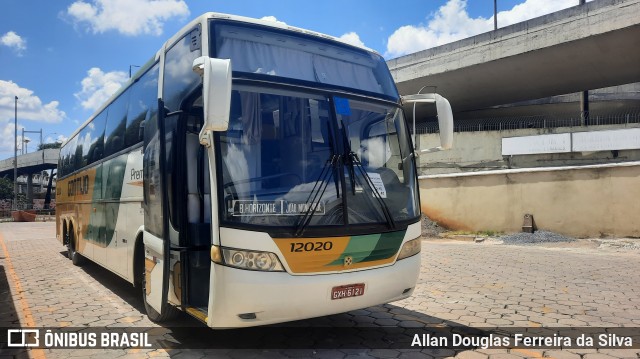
top-left (27, 173), bottom-right (33, 208)
top-left (580, 90), bottom-right (589, 126)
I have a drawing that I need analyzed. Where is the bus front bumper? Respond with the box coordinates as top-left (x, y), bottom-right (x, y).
top-left (206, 253), bottom-right (420, 328)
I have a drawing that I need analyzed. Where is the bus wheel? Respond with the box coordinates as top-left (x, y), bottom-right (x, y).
top-left (67, 227), bottom-right (84, 266)
top-left (139, 247), bottom-right (180, 322)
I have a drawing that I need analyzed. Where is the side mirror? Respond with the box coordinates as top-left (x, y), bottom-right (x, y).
top-left (402, 93), bottom-right (453, 152)
top-left (192, 56), bottom-right (232, 146)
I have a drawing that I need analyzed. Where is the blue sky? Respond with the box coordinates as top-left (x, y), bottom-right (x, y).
top-left (0, 0), bottom-right (587, 159)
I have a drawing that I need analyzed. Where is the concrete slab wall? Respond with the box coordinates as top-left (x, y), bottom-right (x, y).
top-left (417, 123), bottom-right (640, 175)
top-left (419, 162), bottom-right (640, 238)
top-left (389, 0), bottom-right (640, 112)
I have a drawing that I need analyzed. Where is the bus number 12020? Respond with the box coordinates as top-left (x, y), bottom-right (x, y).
top-left (290, 241), bottom-right (333, 252)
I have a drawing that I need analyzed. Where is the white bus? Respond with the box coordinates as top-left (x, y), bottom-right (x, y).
top-left (56, 12), bottom-right (453, 328)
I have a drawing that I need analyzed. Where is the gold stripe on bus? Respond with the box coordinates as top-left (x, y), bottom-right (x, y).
top-left (145, 258), bottom-right (155, 296)
top-left (57, 167), bottom-right (99, 253)
top-left (274, 237), bottom-right (350, 273)
top-left (128, 180), bottom-right (144, 187)
top-left (273, 236), bottom-right (395, 274)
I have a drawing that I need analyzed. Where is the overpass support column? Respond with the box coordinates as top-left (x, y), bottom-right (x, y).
top-left (580, 90), bottom-right (589, 126)
top-left (27, 173), bottom-right (33, 209)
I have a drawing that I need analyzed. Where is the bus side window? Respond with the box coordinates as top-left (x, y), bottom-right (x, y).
top-left (77, 111), bottom-right (106, 168)
top-left (163, 27), bottom-right (201, 113)
top-left (104, 90), bottom-right (130, 157)
top-left (126, 64), bottom-right (159, 147)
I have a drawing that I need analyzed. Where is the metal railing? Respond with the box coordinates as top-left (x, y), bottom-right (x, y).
top-left (414, 109), bottom-right (640, 134)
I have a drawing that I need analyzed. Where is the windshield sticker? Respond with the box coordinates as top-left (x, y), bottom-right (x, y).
top-left (231, 200), bottom-right (326, 216)
top-left (366, 172), bottom-right (387, 198)
top-left (333, 97), bottom-right (351, 116)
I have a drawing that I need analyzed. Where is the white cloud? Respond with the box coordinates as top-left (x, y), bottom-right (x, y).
top-left (1, 31), bottom-right (27, 56)
top-left (338, 32), bottom-right (366, 48)
top-left (0, 81), bottom-right (66, 124)
top-left (0, 120), bottom-right (20, 154)
top-left (75, 67), bottom-right (128, 111)
top-left (66, 0), bottom-right (189, 36)
top-left (0, 120), bottom-right (33, 155)
top-left (260, 16), bottom-right (286, 25)
top-left (386, 0), bottom-right (593, 58)
top-left (45, 134), bottom-right (68, 144)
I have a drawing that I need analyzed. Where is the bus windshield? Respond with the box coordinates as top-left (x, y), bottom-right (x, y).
top-left (212, 22), bottom-right (399, 100)
top-left (217, 86), bottom-right (419, 235)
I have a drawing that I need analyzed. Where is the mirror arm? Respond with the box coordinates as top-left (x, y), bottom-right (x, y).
top-left (165, 110), bottom-right (183, 117)
top-left (402, 93), bottom-right (454, 152)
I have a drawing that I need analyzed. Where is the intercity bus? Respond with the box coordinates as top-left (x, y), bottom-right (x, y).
top-left (56, 12), bottom-right (453, 328)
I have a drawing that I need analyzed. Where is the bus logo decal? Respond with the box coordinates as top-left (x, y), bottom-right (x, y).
top-left (344, 256), bottom-right (353, 267)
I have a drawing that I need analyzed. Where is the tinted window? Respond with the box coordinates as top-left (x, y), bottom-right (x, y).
top-left (60, 135), bottom-right (77, 177)
top-left (143, 94), bottom-right (162, 237)
top-left (104, 91), bottom-right (129, 156)
top-left (213, 23), bottom-right (399, 100)
top-left (163, 28), bottom-right (201, 112)
top-left (126, 63), bottom-right (159, 147)
top-left (77, 111), bottom-right (106, 168)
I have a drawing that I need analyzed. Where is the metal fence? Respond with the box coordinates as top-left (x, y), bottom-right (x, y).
top-left (414, 109), bottom-right (640, 134)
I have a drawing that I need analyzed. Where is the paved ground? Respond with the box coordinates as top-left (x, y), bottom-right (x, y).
top-left (0, 222), bottom-right (639, 359)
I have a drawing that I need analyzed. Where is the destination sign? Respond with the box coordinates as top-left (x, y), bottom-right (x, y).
top-left (231, 200), bottom-right (326, 216)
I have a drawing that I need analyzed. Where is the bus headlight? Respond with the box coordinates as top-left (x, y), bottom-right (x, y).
top-left (219, 247), bottom-right (285, 271)
top-left (397, 238), bottom-right (421, 260)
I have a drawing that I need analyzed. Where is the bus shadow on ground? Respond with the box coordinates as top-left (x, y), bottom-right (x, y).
top-left (59, 251), bottom-right (472, 356)
top-left (58, 250), bottom-right (151, 315)
top-left (0, 265), bottom-right (33, 357)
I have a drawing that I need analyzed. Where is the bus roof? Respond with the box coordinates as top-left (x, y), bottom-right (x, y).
top-left (63, 12), bottom-right (378, 148)
top-left (167, 12), bottom-right (376, 54)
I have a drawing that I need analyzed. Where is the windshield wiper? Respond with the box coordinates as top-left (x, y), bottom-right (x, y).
top-left (338, 122), bottom-right (396, 230)
top-left (346, 151), bottom-right (396, 230)
top-left (294, 153), bottom-right (340, 237)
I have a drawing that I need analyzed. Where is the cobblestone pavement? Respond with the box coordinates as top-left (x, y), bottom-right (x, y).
top-left (1, 222), bottom-right (639, 359)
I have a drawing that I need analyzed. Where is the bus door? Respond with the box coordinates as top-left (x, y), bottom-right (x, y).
top-left (181, 111), bottom-right (213, 314)
top-left (141, 97), bottom-right (173, 317)
top-left (141, 94), bottom-right (219, 321)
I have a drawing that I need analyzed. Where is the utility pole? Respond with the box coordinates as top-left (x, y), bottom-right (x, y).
top-left (494, 0), bottom-right (498, 30)
top-left (13, 96), bottom-right (18, 210)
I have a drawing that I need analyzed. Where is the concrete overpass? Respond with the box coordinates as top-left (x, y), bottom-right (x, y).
top-left (0, 149), bottom-right (59, 179)
top-left (387, 0), bottom-right (640, 117)
top-left (0, 149), bottom-right (59, 205)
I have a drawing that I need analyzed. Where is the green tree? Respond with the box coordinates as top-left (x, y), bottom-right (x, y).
top-left (37, 142), bottom-right (62, 150)
top-left (0, 177), bottom-right (13, 200)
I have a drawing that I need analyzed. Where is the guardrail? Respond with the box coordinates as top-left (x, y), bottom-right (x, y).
top-left (414, 110), bottom-right (640, 134)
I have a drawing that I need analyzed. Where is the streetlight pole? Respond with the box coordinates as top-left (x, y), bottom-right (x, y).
top-left (494, 0), bottom-right (498, 30)
top-left (21, 129), bottom-right (42, 153)
top-left (13, 96), bottom-right (18, 210)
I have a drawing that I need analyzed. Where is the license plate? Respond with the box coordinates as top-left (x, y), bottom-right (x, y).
top-left (331, 283), bottom-right (365, 300)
